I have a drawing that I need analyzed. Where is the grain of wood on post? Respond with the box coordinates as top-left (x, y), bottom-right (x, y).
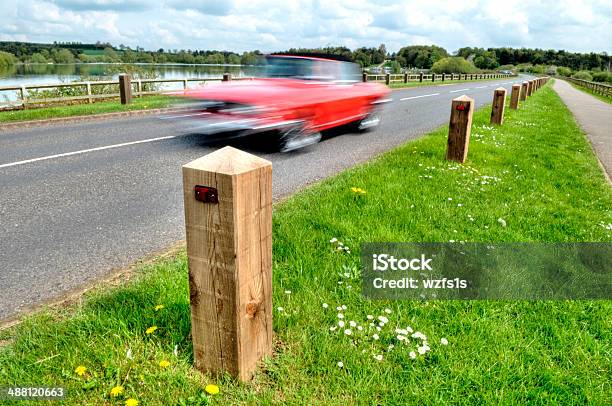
top-left (182, 146), bottom-right (273, 382)
top-left (490, 87), bottom-right (506, 125)
top-left (521, 82), bottom-right (528, 101)
top-left (118, 74), bottom-right (132, 104)
top-left (446, 95), bottom-right (474, 163)
top-left (510, 84), bottom-right (521, 110)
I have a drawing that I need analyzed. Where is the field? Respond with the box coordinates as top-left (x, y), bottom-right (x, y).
top-left (0, 83), bottom-right (610, 405)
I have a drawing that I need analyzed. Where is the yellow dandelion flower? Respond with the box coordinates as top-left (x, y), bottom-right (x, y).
top-left (145, 326), bottom-right (157, 335)
top-left (110, 385), bottom-right (124, 397)
top-left (154, 304), bottom-right (164, 311)
top-left (351, 187), bottom-right (359, 193)
top-left (159, 359), bottom-right (171, 368)
top-left (75, 365), bottom-right (87, 376)
top-left (205, 384), bottom-right (220, 395)
top-left (125, 398), bottom-right (139, 406)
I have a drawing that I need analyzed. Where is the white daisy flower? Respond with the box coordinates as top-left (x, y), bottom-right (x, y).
top-left (374, 354), bottom-right (383, 361)
top-left (322, 303), bottom-right (329, 309)
top-left (338, 320), bottom-right (345, 327)
top-left (337, 361), bottom-right (344, 368)
top-left (344, 329), bottom-right (353, 336)
top-left (409, 351), bottom-right (417, 359)
top-left (384, 308), bottom-right (392, 314)
top-left (441, 337), bottom-right (449, 345)
top-left (373, 334), bottom-right (379, 340)
top-left (349, 321), bottom-right (357, 327)
top-left (337, 313), bottom-right (344, 319)
top-left (367, 315), bottom-right (374, 320)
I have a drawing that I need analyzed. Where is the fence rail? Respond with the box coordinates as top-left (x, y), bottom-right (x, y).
top-left (0, 72), bottom-right (514, 111)
top-left (562, 76), bottom-right (612, 97)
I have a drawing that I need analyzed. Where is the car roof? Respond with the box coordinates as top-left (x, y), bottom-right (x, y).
top-left (267, 54), bottom-right (349, 63)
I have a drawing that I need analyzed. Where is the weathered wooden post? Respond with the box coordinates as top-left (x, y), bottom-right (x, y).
top-left (136, 80), bottom-right (142, 98)
top-left (118, 74), bottom-right (132, 105)
top-left (490, 87), bottom-right (506, 125)
top-left (521, 82), bottom-right (528, 101)
top-left (527, 80), bottom-right (534, 96)
top-left (85, 82), bottom-right (92, 104)
top-left (183, 79), bottom-right (188, 90)
top-left (403, 73), bottom-right (408, 83)
top-left (446, 95), bottom-right (474, 163)
top-left (510, 84), bottom-right (521, 110)
top-left (419, 72), bottom-right (423, 82)
top-left (385, 73), bottom-right (390, 85)
top-left (432, 73), bottom-right (435, 82)
top-left (20, 85), bottom-right (27, 109)
top-left (362, 72), bottom-right (367, 82)
top-left (222, 73), bottom-right (232, 82)
top-left (442, 73), bottom-right (446, 81)
top-left (183, 146), bottom-right (273, 382)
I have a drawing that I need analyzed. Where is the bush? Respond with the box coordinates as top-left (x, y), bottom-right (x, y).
top-left (431, 57), bottom-right (476, 74)
top-left (556, 67), bottom-right (572, 77)
top-left (572, 71), bottom-right (593, 81)
top-left (592, 71), bottom-right (611, 83)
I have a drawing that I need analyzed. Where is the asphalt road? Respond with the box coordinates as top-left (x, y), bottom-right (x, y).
top-left (0, 75), bottom-right (529, 320)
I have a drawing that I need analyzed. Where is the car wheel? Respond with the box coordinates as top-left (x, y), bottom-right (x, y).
top-left (277, 124), bottom-right (322, 152)
top-left (356, 108), bottom-right (382, 132)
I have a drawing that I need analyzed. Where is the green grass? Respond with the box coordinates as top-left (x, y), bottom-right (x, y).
top-left (1, 84), bottom-right (611, 405)
top-left (566, 81), bottom-right (612, 104)
top-left (388, 76), bottom-right (512, 89)
top-left (0, 95), bottom-right (175, 123)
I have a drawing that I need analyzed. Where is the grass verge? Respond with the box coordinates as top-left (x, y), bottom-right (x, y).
top-left (1, 84), bottom-right (610, 405)
top-left (566, 81), bottom-right (612, 104)
top-left (0, 95), bottom-right (175, 123)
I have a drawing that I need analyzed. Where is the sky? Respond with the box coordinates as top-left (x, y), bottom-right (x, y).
top-left (0, 0), bottom-right (610, 54)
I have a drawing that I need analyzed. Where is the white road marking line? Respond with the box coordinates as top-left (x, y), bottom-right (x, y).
top-left (400, 93), bottom-right (440, 101)
top-left (0, 135), bottom-right (179, 169)
top-left (475, 85), bottom-right (488, 89)
top-left (449, 88), bottom-right (470, 93)
top-left (159, 112), bottom-right (210, 119)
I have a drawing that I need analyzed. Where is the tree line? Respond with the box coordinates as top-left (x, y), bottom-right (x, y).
top-left (1, 41), bottom-right (609, 75)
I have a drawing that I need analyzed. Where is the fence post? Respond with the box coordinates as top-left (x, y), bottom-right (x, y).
top-left (222, 73), bottom-right (231, 82)
top-left (182, 146), bottom-right (273, 382)
top-left (20, 85), bottom-right (27, 109)
top-left (521, 82), bottom-right (528, 101)
top-left (432, 73), bottom-right (435, 82)
top-left (119, 74), bottom-right (132, 105)
top-left (403, 73), bottom-right (408, 83)
top-left (490, 87), bottom-right (506, 125)
top-left (442, 73), bottom-right (446, 81)
top-left (419, 72), bottom-right (423, 82)
top-left (362, 72), bottom-right (367, 82)
top-left (85, 82), bottom-right (92, 104)
top-left (136, 80), bottom-right (142, 98)
top-left (446, 95), bottom-right (474, 163)
top-left (528, 80), bottom-right (535, 96)
top-left (510, 84), bottom-right (521, 110)
top-left (183, 79), bottom-right (188, 90)
top-left (385, 73), bottom-right (390, 85)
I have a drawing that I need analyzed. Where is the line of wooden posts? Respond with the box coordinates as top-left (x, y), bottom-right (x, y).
top-left (446, 76), bottom-right (549, 163)
top-left (179, 76), bottom-right (549, 382)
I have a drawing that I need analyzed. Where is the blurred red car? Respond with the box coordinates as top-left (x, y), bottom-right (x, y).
top-left (171, 54), bottom-right (391, 152)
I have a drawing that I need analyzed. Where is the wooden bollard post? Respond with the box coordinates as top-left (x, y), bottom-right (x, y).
top-left (528, 80), bottom-right (534, 96)
top-left (385, 73), bottom-right (390, 85)
top-left (182, 146), bottom-right (273, 382)
top-left (521, 81), bottom-right (528, 101)
top-left (85, 82), bottom-right (92, 104)
top-left (222, 73), bottom-right (232, 82)
top-left (403, 73), bottom-right (408, 83)
top-left (490, 87), bottom-right (506, 125)
top-left (432, 73), bottom-right (435, 82)
top-left (442, 73), bottom-right (446, 81)
top-left (118, 74), bottom-right (132, 105)
top-left (419, 72), bottom-right (423, 82)
top-left (362, 72), bottom-right (367, 82)
top-left (510, 84), bottom-right (521, 110)
top-left (446, 95), bottom-right (474, 163)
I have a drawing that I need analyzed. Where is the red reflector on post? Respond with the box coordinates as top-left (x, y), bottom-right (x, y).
top-left (456, 104), bottom-right (467, 111)
top-left (194, 185), bottom-right (218, 203)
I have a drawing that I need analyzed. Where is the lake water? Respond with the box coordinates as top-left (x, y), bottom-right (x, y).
top-left (0, 63), bottom-right (262, 105)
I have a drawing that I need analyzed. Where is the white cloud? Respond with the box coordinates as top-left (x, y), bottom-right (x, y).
top-left (0, 0), bottom-right (610, 54)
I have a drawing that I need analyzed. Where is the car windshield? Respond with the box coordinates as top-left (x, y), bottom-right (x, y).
top-left (264, 56), bottom-right (361, 82)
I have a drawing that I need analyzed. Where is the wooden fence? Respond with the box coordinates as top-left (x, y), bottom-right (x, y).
top-left (364, 72), bottom-right (513, 85)
top-left (0, 75), bottom-right (251, 110)
top-left (0, 72), bottom-right (514, 110)
top-left (562, 76), bottom-right (612, 97)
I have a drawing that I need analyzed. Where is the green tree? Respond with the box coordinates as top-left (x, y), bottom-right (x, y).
top-left (0, 51), bottom-right (17, 67)
top-left (431, 57), bottom-right (476, 74)
top-left (29, 52), bottom-right (48, 63)
top-left (51, 48), bottom-right (75, 63)
top-left (572, 71), bottom-right (593, 81)
top-left (556, 67), bottom-right (572, 77)
top-left (103, 47), bottom-right (120, 62)
top-left (227, 54), bottom-right (241, 65)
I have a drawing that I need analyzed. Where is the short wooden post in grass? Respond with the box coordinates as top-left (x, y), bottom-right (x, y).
top-left (85, 82), bottom-right (92, 104)
top-left (222, 73), bottom-right (232, 82)
top-left (510, 83), bottom-right (521, 109)
top-left (446, 95), bottom-right (474, 163)
top-left (403, 73), bottom-right (408, 83)
top-left (385, 73), bottom-right (390, 85)
top-left (528, 80), bottom-right (534, 96)
top-left (490, 87), bottom-right (506, 125)
top-left (432, 73), bottom-right (435, 82)
top-left (119, 74), bottom-right (132, 105)
top-left (182, 146), bottom-right (273, 382)
top-left (362, 72), bottom-right (367, 82)
top-left (442, 73), bottom-right (446, 81)
top-left (521, 81), bottom-right (528, 101)
top-left (419, 72), bottom-right (423, 82)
